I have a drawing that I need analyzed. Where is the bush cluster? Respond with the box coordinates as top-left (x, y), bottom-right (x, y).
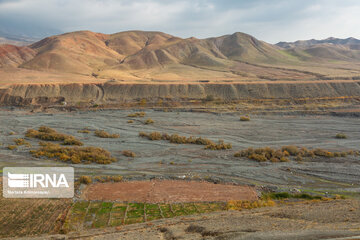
top-left (25, 126), bottom-right (83, 146)
top-left (94, 175), bottom-right (123, 183)
top-left (94, 130), bottom-right (120, 138)
top-left (30, 142), bottom-right (116, 164)
top-left (127, 112), bottom-right (146, 117)
top-left (139, 132), bottom-right (232, 150)
top-left (234, 145), bottom-right (359, 162)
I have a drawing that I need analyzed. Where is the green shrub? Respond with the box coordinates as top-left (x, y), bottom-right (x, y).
top-left (335, 133), bottom-right (347, 139)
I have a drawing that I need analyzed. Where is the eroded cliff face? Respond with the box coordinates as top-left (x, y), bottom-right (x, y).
top-left (1, 81), bottom-right (360, 106)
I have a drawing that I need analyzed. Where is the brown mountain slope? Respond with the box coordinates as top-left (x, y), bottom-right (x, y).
top-left (1, 30), bottom-right (360, 84)
top-left (0, 44), bottom-right (36, 67)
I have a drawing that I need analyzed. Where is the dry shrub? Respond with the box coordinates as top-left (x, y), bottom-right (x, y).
top-left (240, 116), bottom-right (250, 121)
top-left (13, 138), bottom-right (31, 147)
top-left (122, 150), bottom-right (136, 157)
top-left (94, 130), bottom-right (119, 138)
top-left (139, 132), bottom-right (232, 150)
top-left (79, 176), bottom-right (92, 184)
top-left (127, 120), bottom-right (134, 123)
top-left (30, 142), bottom-right (116, 164)
top-left (7, 145), bottom-right (17, 150)
top-left (144, 118), bottom-right (154, 124)
top-left (127, 112), bottom-right (146, 117)
top-left (25, 126), bottom-right (83, 146)
top-left (235, 146), bottom-right (357, 163)
top-left (226, 199), bottom-right (275, 211)
top-left (94, 175), bottom-right (123, 183)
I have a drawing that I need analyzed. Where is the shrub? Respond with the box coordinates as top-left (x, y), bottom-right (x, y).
top-left (30, 142), bottom-right (116, 164)
top-left (79, 176), bottom-right (92, 184)
top-left (122, 150), bottom-right (136, 157)
top-left (335, 133), bottom-right (347, 139)
top-left (94, 130), bottom-right (119, 138)
top-left (127, 112), bottom-right (146, 118)
top-left (281, 146), bottom-right (300, 156)
top-left (7, 145), bottom-right (17, 150)
top-left (127, 120), bottom-right (134, 123)
top-left (25, 126), bottom-right (83, 146)
top-left (226, 199), bottom-right (275, 211)
top-left (13, 138), bottom-right (31, 147)
top-left (205, 95), bottom-right (215, 102)
top-left (144, 118), bottom-right (154, 124)
top-left (240, 116), bottom-right (250, 121)
top-left (94, 175), bottom-right (123, 182)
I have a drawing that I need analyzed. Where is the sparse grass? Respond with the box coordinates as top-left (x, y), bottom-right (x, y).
top-left (94, 130), bottom-right (119, 138)
top-left (262, 192), bottom-right (343, 201)
top-left (234, 146), bottom-right (358, 162)
top-left (122, 150), bottom-right (136, 158)
top-left (144, 118), bottom-right (154, 124)
top-left (79, 176), bottom-right (92, 184)
top-left (77, 129), bottom-right (91, 134)
top-left (240, 116), bottom-right (251, 121)
top-left (127, 112), bottom-right (146, 118)
top-left (30, 142), bottom-right (116, 164)
top-left (335, 133), bottom-right (347, 139)
top-left (139, 132), bottom-right (232, 150)
top-left (25, 126), bottom-right (83, 146)
top-left (226, 199), bottom-right (276, 211)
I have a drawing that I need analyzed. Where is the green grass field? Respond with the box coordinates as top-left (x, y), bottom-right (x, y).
top-left (63, 201), bottom-right (226, 232)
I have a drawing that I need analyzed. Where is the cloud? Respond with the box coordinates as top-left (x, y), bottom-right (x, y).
top-left (0, 0), bottom-right (359, 42)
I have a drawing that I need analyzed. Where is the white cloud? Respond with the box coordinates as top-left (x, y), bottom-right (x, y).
top-left (0, 0), bottom-right (360, 43)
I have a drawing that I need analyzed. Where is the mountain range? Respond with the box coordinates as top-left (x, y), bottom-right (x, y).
top-left (1, 30), bottom-right (360, 85)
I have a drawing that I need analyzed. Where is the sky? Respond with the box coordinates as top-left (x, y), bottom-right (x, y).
top-left (0, 0), bottom-right (360, 43)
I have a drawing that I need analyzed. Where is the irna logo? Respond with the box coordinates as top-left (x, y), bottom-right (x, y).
top-left (7, 172), bottom-right (69, 188)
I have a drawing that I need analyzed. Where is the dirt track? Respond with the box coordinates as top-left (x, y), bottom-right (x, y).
top-left (82, 180), bottom-right (258, 202)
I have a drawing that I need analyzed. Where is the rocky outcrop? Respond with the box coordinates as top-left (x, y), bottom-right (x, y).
top-left (1, 81), bottom-right (360, 106)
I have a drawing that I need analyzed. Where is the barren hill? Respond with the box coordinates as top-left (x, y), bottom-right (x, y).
top-left (1, 30), bottom-right (360, 105)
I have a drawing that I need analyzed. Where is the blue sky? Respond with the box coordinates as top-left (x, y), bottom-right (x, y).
top-left (0, 0), bottom-right (360, 43)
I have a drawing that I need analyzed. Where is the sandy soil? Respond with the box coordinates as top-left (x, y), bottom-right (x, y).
top-left (82, 180), bottom-right (258, 202)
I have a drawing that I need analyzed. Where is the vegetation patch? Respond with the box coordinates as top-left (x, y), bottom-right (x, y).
top-left (144, 118), bottom-right (154, 124)
top-left (240, 116), bottom-right (251, 121)
top-left (226, 199), bottom-right (275, 211)
top-left (13, 138), bottom-right (31, 147)
top-left (335, 133), bottom-right (347, 139)
top-left (234, 146), bottom-right (359, 162)
top-left (262, 192), bottom-right (345, 201)
top-left (122, 150), bottom-right (136, 157)
top-left (139, 132), bottom-right (232, 150)
top-left (94, 130), bottom-right (119, 138)
top-left (25, 126), bottom-right (83, 146)
top-left (127, 112), bottom-right (146, 118)
top-left (30, 142), bottom-right (116, 164)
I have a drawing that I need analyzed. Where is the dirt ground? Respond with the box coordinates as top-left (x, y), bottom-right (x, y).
top-left (22, 199), bottom-right (360, 240)
top-left (81, 180), bottom-right (258, 202)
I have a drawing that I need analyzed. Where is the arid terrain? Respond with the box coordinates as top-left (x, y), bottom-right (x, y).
top-left (1, 30), bottom-right (360, 240)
